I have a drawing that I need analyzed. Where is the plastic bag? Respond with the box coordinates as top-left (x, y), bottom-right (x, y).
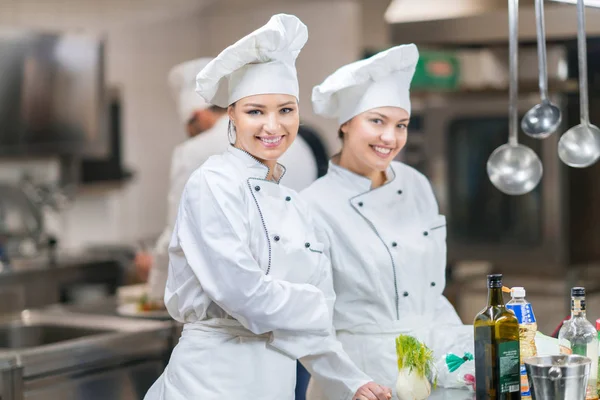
top-left (434, 352), bottom-right (476, 392)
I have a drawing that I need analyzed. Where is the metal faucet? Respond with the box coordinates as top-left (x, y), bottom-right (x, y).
top-left (0, 175), bottom-right (71, 261)
top-left (18, 174), bottom-right (72, 212)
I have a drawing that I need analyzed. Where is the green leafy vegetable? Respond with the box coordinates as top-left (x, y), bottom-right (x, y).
top-left (395, 334), bottom-right (437, 384)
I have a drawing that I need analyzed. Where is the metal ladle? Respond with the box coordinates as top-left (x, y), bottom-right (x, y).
top-left (521, 0), bottom-right (561, 138)
top-left (557, 0), bottom-right (600, 168)
top-left (487, 0), bottom-right (543, 196)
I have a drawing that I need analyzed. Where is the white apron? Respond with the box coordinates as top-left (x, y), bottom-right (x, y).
top-left (145, 147), bottom-right (370, 400)
top-left (301, 161), bottom-right (474, 399)
top-left (145, 320), bottom-right (297, 399)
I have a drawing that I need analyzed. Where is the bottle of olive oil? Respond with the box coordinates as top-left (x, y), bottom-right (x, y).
top-left (474, 274), bottom-right (521, 400)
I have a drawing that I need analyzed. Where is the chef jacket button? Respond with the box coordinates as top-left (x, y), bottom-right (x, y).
top-left (358, 202), bottom-right (364, 207)
top-left (285, 196), bottom-right (291, 202)
top-left (254, 185), bottom-right (261, 192)
top-left (403, 291), bottom-right (409, 297)
top-left (431, 282), bottom-right (436, 287)
top-left (397, 190), bottom-right (403, 195)
top-left (305, 242), bottom-right (310, 248)
top-left (273, 235), bottom-right (280, 242)
top-left (423, 231), bottom-right (429, 236)
top-left (391, 242), bottom-right (398, 247)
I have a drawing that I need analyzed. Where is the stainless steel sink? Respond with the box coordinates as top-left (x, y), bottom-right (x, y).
top-left (0, 308), bottom-right (173, 400)
top-left (0, 323), bottom-right (113, 349)
top-left (0, 309), bottom-right (172, 379)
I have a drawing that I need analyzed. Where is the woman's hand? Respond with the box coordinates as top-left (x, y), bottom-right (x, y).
top-left (353, 382), bottom-right (393, 400)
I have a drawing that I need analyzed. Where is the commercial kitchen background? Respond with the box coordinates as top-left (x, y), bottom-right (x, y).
top-left (2, 0), bottom-right (600, 337)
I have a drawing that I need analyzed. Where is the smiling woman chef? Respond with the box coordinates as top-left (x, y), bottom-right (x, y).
top-left (143, 14), bottom-right (391, 400)
top-left (301, 45), bottom-right (474, 399)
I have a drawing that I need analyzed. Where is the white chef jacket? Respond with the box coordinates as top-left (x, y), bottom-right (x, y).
top-left (147, 116), bottom-right (229, 300)
top-left (144, 146), bottom-right (372, 400)
top-left (279, 135), bottom-right (318, 192)
top-left (149, 118), bottom-right (321, 300)
top-left (301, 161), bottom-right (473, 398)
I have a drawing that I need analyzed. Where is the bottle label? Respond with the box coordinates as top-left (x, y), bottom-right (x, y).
top-left (498, 341), bottom-right (521, 393)
top-left (506, 303), bottom-right (536, 324)
top-left (520, 363), bottom-right (532, 398)
top-left (573, 298), bottom-right (586, 312)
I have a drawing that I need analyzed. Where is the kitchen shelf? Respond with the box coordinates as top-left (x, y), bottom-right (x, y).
top-left (412, 79), bottom-right (579, 97)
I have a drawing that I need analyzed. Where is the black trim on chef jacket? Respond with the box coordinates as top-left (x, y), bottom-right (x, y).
top-left (348, 165), bottom-right (403, 320)
top-left (232, 146), bottom-right (286, 276)
top-left (248, 178), bottom-right (274, 275)
top-left (231, 146), bottom-right (319, 276)
top-left (231, 145), bottom-right (287, 183)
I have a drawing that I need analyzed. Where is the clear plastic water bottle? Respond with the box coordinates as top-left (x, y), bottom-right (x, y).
top-left (506, 286), bottom-right (537, 400)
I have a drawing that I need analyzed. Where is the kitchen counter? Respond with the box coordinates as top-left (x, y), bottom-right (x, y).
top-left (45, 296), bottom-right (183, 363)
top-left (53, 299), bottom-right (477, 397)
top-left (0, 308), bottom-right (171, 400)
top-left (46, 296), bottom-right (178, 328)
top-left (0, 309), bottom-right (171, 378)
top-left (430, 389), bottom-right (474, 399)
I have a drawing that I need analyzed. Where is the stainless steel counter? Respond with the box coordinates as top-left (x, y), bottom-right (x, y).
top-left (0, 309), bottom-right (171, 378)
top-left (430, 389), bottom-right (474, 399)
top-left (45, 297), bottom-right (183, 352)
top-left (0, 356), bottom-right (22, 400)
top-left (0, 308), bottom-right (171, 400)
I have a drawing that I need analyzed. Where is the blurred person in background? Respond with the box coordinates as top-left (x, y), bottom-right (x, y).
top-left (134, 57), bottom-right (228, 301)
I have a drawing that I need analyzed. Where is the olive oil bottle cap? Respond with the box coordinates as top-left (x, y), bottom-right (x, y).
top-left (572, 287), bottom-right (585, 297)
top-left (487, 274), bottom-right (503, 288)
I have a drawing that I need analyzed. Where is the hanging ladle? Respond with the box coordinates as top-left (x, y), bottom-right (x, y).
top-left (487, 0), bottom-right (543, 196)
top-left (521, 0), bottom-right (561, 138)
top-left (557, 0), bottom-right (600, 168)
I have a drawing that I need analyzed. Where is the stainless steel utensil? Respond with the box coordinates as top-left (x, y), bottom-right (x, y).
top-left (487, 0), bottom-right (543, 195)
top-left (557, 0), bottom-right (600, 167)
top-left (521, 0), bottom-right (562, 139)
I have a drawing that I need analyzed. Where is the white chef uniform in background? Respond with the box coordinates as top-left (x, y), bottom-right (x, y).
top-left (143, 14), bottom-right (378, 400)
top-left (301, 44), bottom-right (474, 398)
top-left (146, 58), bottom-right (229, 302)
top-left (279, 134), bottom-right (319, 191)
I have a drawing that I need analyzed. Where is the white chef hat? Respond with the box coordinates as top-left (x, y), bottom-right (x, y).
top-left (168, 57), bottom-right (213, 124)
top-left (195, 14), bottom-right (307, 108)
top-left (312, 44), bottom-right (419, 125)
